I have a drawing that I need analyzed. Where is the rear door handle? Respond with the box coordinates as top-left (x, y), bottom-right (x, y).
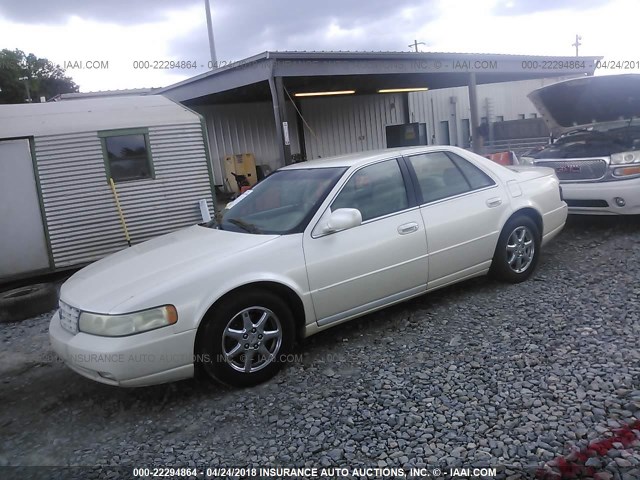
top-left (398, 222), bottom-right (419, 235)
top-left (486, 197), bottom-right (502, 208)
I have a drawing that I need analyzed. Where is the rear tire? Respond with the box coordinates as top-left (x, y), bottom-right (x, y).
top-left (196, 290), bottom-right (295, 387)
top-left (490, 216), bottom-right (540, 283)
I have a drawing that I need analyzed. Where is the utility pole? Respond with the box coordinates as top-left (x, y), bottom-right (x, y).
top-left (572, 34), bottom-right (582, 57)
top-left (408, 39), bottom-right (426, 52)
top-left (18, 76), bottom-right (32, 103)
top-left (204, 0), bottom-right (217, 66)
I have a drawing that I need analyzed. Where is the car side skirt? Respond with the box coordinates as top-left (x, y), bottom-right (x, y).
top-left (305, 285), bottom-right (426, 335)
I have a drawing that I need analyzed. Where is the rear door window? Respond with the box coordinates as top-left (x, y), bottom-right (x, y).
top-left (407, 152), bottom-right (470, 203)
top-left (447, 152), bottom-right (495, 189)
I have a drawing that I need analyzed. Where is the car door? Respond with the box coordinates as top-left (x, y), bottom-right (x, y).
top-left (303, 158), bottom-right (428, 325)
top-left (404, 151), bottom-right (508, 289)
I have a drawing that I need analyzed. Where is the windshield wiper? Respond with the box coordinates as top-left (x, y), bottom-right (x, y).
top-left (202, 218), bottom-right (219, 228)
top-left (227, 218), bottom-right (262, 234)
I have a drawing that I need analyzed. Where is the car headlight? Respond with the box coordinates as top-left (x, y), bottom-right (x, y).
top-left (610, 150), bottom-right (640, 165)
top-left (78, 305), bottom-right (178, 337)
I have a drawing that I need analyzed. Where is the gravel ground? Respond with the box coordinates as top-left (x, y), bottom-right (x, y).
top-left (1, 216), bottom-right (639, 480)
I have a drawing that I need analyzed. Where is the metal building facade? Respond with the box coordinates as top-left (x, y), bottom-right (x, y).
top-left (162, 51), bottom-right (599, 170)
top-left (195, 94), bottom-right (406, 177)
top-left (193, 103), bottom-right (301, 183)
top-left (197, 77), bottom-right (573, 174)
top-left (408, 76), bottom-right (579, 146)
top-left (299, 93), bottom-right (406, 160)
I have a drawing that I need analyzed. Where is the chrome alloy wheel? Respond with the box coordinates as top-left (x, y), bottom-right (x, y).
top-left (506, 226), bottom-right (535, 274)
top-left (221, 307), bottom-right (282, 373)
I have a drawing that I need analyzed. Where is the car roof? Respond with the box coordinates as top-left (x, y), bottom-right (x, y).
top-left (281, 146), bottom-right (462, 170)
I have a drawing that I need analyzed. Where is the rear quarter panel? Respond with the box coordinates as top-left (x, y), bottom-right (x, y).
top-left (432, 149), bottom-right (567, 247)
top-left (510, 173), bottom-right (568, 239)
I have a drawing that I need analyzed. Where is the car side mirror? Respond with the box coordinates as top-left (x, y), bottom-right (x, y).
top-left (324, 208), bottom-right (362, 233)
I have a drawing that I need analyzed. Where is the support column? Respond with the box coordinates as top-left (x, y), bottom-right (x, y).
top-left (468, 72), bottom-right (480, 154)
top-left (294, 98), bottom-right (307, 161)
top-left (269, 75), bottom-right (292, 166)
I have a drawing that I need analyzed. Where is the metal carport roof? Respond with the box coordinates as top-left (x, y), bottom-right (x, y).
top-left (159, 50), bottom-right (601, 160)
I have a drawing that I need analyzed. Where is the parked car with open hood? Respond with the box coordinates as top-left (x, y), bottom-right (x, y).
top-left (50, 146), bottom-right (567, 388)
top-left (522, 74), bottom-right (640, 214)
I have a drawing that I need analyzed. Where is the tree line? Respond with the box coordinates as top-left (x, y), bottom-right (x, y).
top-left (0, 49), bottom-right (78, 104)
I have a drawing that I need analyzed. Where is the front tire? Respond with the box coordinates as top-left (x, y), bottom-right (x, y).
top-left (196, 290), bottom-right (295, 387)
top-left (490, 215), bottom-right (540, 283)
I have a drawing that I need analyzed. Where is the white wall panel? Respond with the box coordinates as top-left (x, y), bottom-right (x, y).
top-left (299, 93), bottom-right (406, 159)
top-left (408, 76), bottom-right (579, 146)
top-left (194, 103), bottom-right (300, 183)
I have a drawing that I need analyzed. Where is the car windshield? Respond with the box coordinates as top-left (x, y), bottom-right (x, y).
top-left (214, 167), bottom-right (346, 235)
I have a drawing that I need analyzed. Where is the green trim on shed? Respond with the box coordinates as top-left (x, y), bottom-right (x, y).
top-left (27, 136), bottom-right (55, 270)
top-left (168, 99), bottom-right (218, 216)
top-left (98, 127), bottom-right (156, 184)
top-left (198, 116), bottom-right (218, 216)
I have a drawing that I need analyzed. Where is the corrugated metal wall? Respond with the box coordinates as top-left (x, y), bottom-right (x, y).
top-left (194, 77), bottom-right (575, 179)
top-left (194, 103), bottom-right (300, 184)
top-left (35, 122), bottom-right (214, 268)
top-left (408, 76), bottom-right (578, 146)
top-left (299, 93), bottom-right (405, 159)
top-left (196, 96), bottom-right (406, 177)
top-left (409, 88), bottom-right (462, 146)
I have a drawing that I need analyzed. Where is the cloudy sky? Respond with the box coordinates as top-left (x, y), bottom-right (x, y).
top-left (0, 0), bottom-right (637, 92)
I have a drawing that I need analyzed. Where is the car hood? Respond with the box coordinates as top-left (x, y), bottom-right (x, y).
top-left (61, 225), bottom-right (278, 312)
top-left (528, 74), bottom-right (640, 136)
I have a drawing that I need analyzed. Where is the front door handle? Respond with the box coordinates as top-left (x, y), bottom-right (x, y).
top-left (486, 197), bottom-right (503, 208)
top-left (398, 222), bottom-right (419, 235)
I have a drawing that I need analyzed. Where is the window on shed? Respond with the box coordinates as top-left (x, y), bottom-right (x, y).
top-left (101, 131), bottom-right (153, 182)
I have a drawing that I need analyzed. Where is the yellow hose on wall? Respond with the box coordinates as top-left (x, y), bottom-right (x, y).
top-left (109, 177), bottom-right (132, 247)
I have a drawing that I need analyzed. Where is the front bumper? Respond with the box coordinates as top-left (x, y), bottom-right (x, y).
top-left (561, 177), bottom-right (640, 215)
top-left (49, 310), bottom-right (196, 387)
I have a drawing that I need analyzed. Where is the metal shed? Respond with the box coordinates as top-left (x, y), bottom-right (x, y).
top-left (0, 95), bottom-right (216, 281)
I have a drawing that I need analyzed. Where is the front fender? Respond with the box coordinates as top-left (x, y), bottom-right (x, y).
top-left (189, 234), bottom-right (315, 333)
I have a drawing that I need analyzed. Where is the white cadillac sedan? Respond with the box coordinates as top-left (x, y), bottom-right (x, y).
top-left (50, 146), bottom-right (567, 388)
